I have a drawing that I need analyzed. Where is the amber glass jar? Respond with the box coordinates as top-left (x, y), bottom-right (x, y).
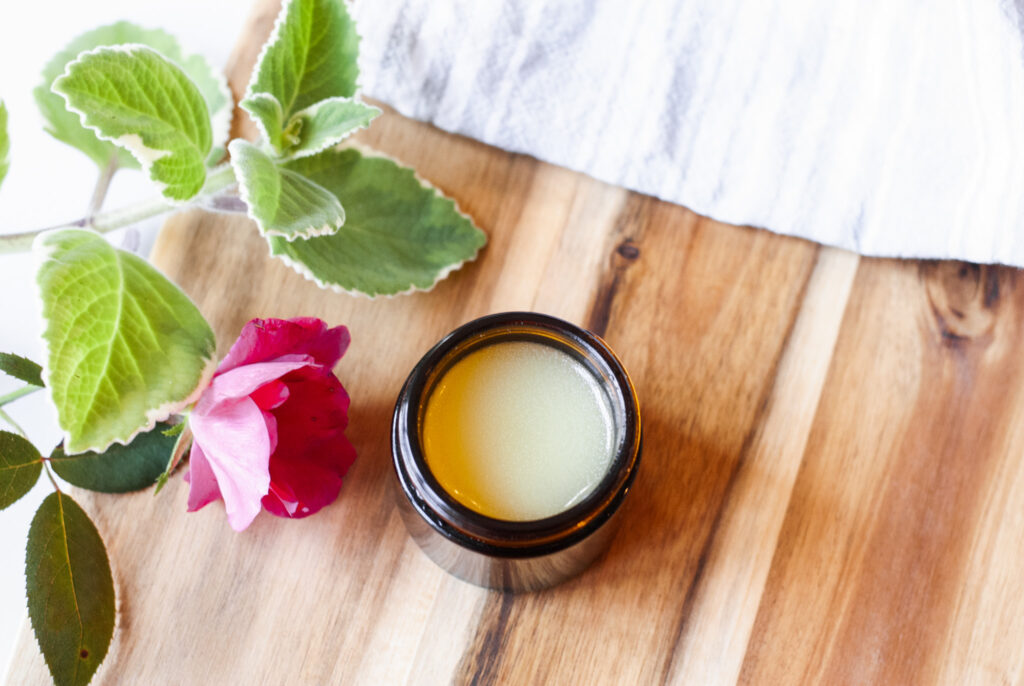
top-left (391, 312), bottom-right (642, 592)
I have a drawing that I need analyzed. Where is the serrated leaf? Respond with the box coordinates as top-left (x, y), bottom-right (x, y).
top-left (49, 422), bottom-right (175, 493)
top-left (267, 148), bottom-right (486, 296)
top-left (52, 45), bottom-right (212, 201)
top-left (35, 22), bottom-right (232, 171)
top-left (248, 0), bottom-right (360, 122)
top-left (27, 492), bottom-right (115, 686)
top-left (0, 431), bottom-right (42, 510)
top-left (230, 139), bottom-right (344, 240)
top-left (35, 229), bottom-right (216, 454)
top-left (287, 97), bottom-right (379, 159)
top-left (0, 352), bottom-right (44, 387)
top-left (0, 100), bottom-right (9, 189)
top-left (243, 94), bottom-right (378, 159)
top-left (240, 93), bottom-right (287, 152)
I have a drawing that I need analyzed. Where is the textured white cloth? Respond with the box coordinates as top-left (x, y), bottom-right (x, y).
top-left (353, 0), bottom-right (1024, 265)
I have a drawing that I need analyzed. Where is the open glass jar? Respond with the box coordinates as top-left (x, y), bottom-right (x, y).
top-left (391, 312), bottom-right (641, 592)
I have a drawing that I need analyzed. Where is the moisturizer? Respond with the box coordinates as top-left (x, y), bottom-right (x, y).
top-left (422, 340), bottom-right (615, 521)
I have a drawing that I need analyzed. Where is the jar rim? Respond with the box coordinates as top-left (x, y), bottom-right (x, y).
top-left (391, 311), bottom-right (642, 558)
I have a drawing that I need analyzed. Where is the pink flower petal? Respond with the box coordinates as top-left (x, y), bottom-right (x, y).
top-left (266, 482), bottom-right (300, 516)
top-left (190, 396), bottom-right (274, 532)
top-left (219, 318), bottom-right (350, 373)
top-left (185, 442), bottom-right (221, 512)
top-left (249, 380), bottom-right (289, 410)
top-left (198, 357), bottom-right (313, 407)
top-left (260, 366), bottom-right (355, 519)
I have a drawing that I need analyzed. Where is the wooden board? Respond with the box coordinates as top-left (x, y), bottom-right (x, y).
top-left (7, 2), bottom-right (1024, 684)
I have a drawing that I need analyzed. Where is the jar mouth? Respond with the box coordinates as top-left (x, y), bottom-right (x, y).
top-left (392, 312), bottom-right (642, 558)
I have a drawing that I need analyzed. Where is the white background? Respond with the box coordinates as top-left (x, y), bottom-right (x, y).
top-left (0, 1), bottom-right (251, 675)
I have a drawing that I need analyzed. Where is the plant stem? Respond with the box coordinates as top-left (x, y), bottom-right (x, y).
top-left (88, 156), bottom-right (119, 218)
top-left (0, 406), bottom-right (27, 438)
top-left (0, 384), bottom-right (42, 406)
top-left (42, 460), bottom-right (61, 492)
top-left (201, 163), bottom-right (237, 198)
top-left (0, 163), bottom-right (237, 255)
top-left (0, 197), bottom-right (172, 254)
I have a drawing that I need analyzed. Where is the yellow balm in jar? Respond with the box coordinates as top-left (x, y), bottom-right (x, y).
top-left (392, 312), bottom-right (642, 592)
top-left (422, 341), bottom-right (615, 521)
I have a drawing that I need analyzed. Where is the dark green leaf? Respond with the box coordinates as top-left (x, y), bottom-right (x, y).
top-left (50, 422), bottom-right (176, 493)
top-left (0, 352), bottom-right (44, 387)
top-left (0, 430), bottom-right (42, 509)
top-left (26, 492), bottom-right (115, 686)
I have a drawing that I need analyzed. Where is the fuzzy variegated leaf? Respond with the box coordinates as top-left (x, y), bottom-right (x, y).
top-left (268, 147), bottom-right (486, 296)
top-left (35, 22), bottom-right (231, 170)
top-left (34, 229), bottom-right (216, 454)
top-left (230, 139), bottom-right (344, 241)
top-left (286, 97), bottom-right (379, 159)
top-left (240, 93), bottom-right (287, 152)
top-left (242, 94), bottom-right (378, 159)
top-left (247, 0), bottom-right (360, 122)
top-left (52, 45), bottom-right (212, 201)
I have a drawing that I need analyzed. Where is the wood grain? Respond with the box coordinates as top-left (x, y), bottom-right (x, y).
top-left (6, 2), bottom-right (1024, 684)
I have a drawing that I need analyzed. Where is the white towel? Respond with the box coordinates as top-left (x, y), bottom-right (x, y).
top-left (353, 0), bottom-right (1024, 266)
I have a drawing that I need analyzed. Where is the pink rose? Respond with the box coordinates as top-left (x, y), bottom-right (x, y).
top-left (185, 317), bottom-right (356, 531)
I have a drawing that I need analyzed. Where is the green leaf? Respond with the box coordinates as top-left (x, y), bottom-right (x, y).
top-left (248, 0), bottom-right (360, 122)
top-left (35, 22), bottom-right (232, 171)
top-left (161, 422), bottom-right (185, 437)
top-left (286, 97), bottom-right (379, 159)
top-left (154, 421), bottom-right (191, 496)
top-left (268, 147), bottom-right (486, 296)
top-left (240, 93), bottom-right (287, 152)
top-left (230, 139), bottom-right (344, 240)
top-left (243, 94), bottom-right (378, 159)
top-left (0, 352), bottom-right (44, 387)
top-left (35, 229), bottom-right (216, 454)
top-left (50, 422), bottom-right (176, 493)
top-left (153, 472), bottom-right (170, 496)
top-left (52, 45), bottom-right (213, 201)
top-left (0, 100), bottom-right (9, 189)
top-left (27, 492), bottom-right (115, 686)
top-left (0, 431), bottom-right (42, 510)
